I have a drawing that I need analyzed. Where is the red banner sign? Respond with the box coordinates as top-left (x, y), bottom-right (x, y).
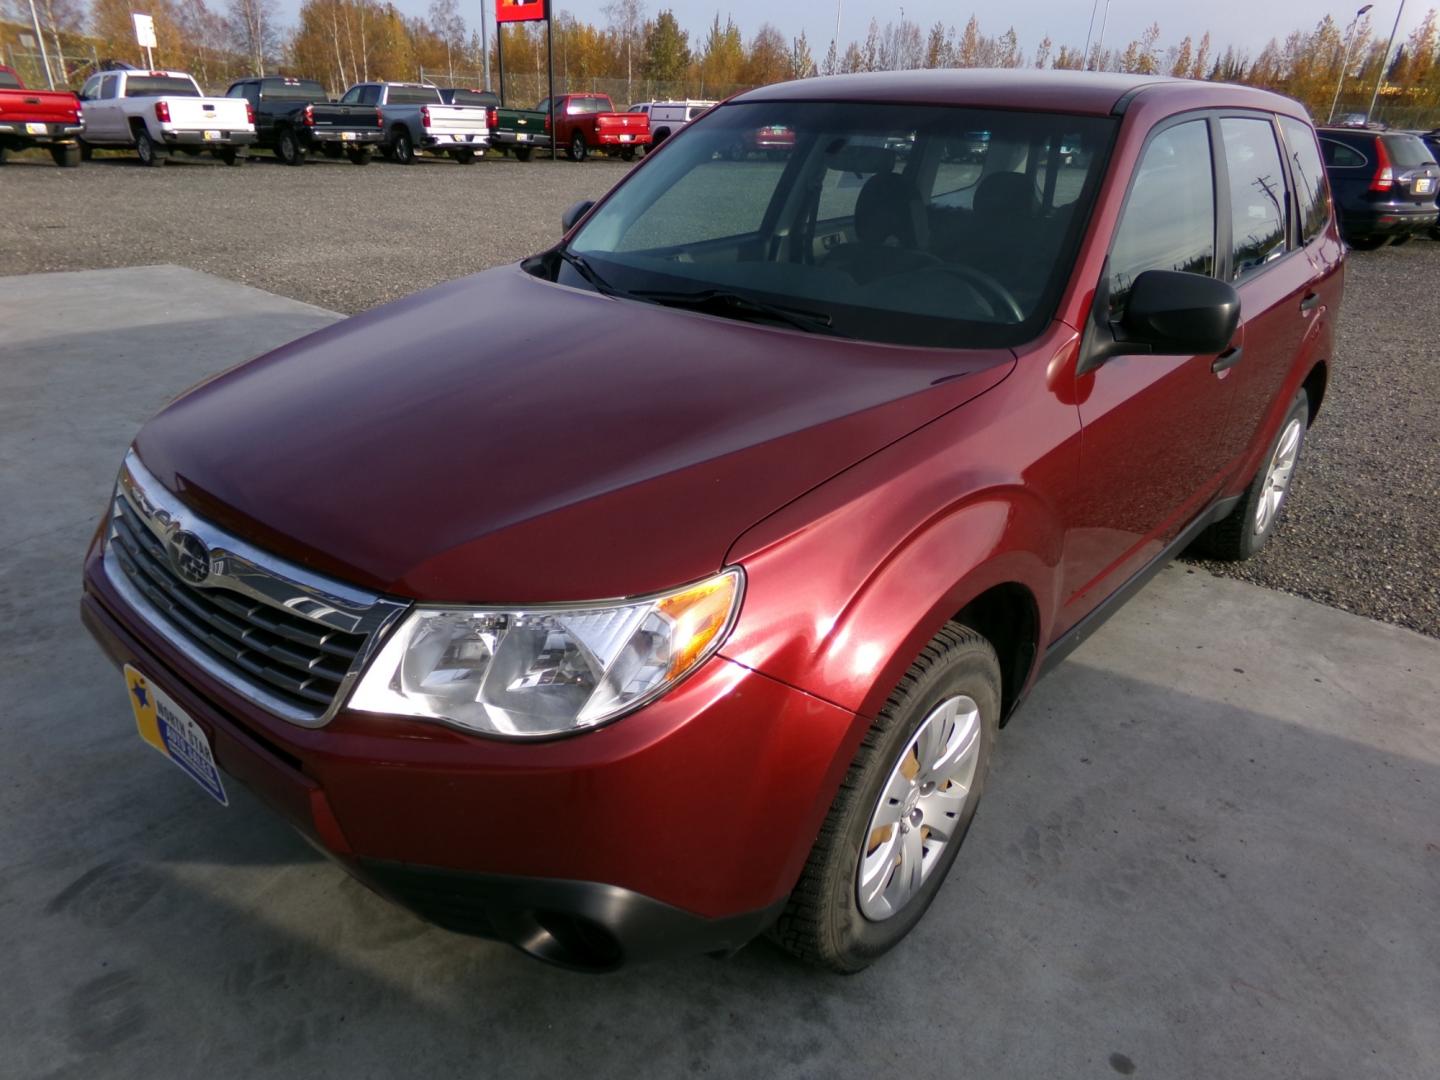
top-left (497, 0), bottom-right (546, 22)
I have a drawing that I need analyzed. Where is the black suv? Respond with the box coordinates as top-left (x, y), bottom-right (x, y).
top-left (1317, 127), bottom-right (1439, 248)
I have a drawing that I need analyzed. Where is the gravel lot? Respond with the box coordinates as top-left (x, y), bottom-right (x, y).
top-left (4, 154), bottom-right (1438, 635)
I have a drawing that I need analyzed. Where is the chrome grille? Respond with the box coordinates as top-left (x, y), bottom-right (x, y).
top-left (103, 452), bottom-right (408, 726)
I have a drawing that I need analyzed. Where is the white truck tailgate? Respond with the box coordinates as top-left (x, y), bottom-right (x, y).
top-left (164, 97), bottom-right (250, 131)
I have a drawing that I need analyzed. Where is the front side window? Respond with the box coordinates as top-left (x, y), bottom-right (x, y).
top-left (1280, 117), bottom-right (1330, 246)
top-left (100, 74), bottom-right (119, 99)
top-left (1108, 120), bottom-right (1215, 315)
top-left (565, 101), bottom-right (1115, 349)
top-left (80, 76), bottom-right (101, 100)
top-left (1222, 117), bottom-right (1288, 281)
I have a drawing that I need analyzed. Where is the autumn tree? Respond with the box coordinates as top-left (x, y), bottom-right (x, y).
top-left (697, 14), bottom-right (742, 91)
top-left (789, 30), bottom-right (814, 79)
top-left (742, 23), bottom-right (789, 86)
top-left (228, 0), bottom-right (280, 74)
top-left (603, 0), bottom-right (644, 100)
top-left (641, 9), bottom-right (688, 84)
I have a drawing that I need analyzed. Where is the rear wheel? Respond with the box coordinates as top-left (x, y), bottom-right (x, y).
top-left (391, 128), bottom-right (415, 164)
top-left (277, 128), bottom-right (306, 166)
top-left (346, 146), bottom-right (372, 165)
top-left (1195, 389), bottom-right (1309, 561)
top-left (568, 131), bottom-right (587, 162)
top-left (1389, 233), bottom-right (1412, 247)
top-left (134, 129), bottom-right (164, 167)
top-left (0, 144), bottom-right (10, 165)
top-left (771, 624), bottom-right (1000, 972)
top-left (1346, 235), bottom-right (1388, 250)
top-left (79, 141), bottom-right (93, 161)
top-left (513, 145), bottom-right (534, 162)
top-left (50, 143), bottom-right (81, 167)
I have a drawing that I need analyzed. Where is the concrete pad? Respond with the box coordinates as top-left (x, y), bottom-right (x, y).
top-left (2, 268), bottom-right (1437, 1079)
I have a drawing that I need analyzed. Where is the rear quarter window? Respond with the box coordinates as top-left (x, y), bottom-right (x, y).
top-left (1280, 117), bottom-right (1330, 246)
top-left (0, 70), bottom-right (21, 90)
top-left (1321, 139), bottom-right (1367, 168)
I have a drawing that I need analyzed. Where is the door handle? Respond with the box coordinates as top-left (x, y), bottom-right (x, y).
top-left (1299, 291), bottom-right (1321, 313)
top-left (1212, 346), bottom-right (1243, 374)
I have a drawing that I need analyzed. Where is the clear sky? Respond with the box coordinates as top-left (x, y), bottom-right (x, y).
top-left (275, 0), bottom-right (1433, 62)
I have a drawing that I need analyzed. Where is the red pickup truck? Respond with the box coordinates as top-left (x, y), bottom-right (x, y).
top-left (490, 92), bottom-right (649, 161)
top-left (0, 64), bottom-right (83, 166)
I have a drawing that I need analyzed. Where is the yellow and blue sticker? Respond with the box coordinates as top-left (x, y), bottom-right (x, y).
top-left (125, 665), bottom-right (228, 806)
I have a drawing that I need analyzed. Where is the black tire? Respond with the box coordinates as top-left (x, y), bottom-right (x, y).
top-left (770, 624), bottom-right (1001, 973)
top-left (321, 143), bottom-right (344, 159)
top-left (568, 131), bottom-right (587, 162)
top-left (79, 141), bottom-right (93, 161)
top-left (276, 128), bottom-right (306, 166)
top-left (1389, 233), bottom-right (1411, 247)
top-left (619, 147), bottom-right (636, 161)
top-left (1346, 235), bottom-right (1388, 250)
top-left (346, 146), bottom-right (372, 165)
top-left (134, 128), bottom-right (164, 167)
top-left (0, 144), bottom-right (9, 165)
top-left (50, 143), bottom-right (81, 168)
top-left (1195, 389), bottom-right (1310, 561)
top-left (513, 145), bottom-right (534, 162)
top-left (391, 128), bottom-right (415, 165)
top-left (217, 147), bottom-right (245, 166)
top-left (452, 148), bottom-right (475, 164)
top-left (652, 128), bottom-right (669, 147)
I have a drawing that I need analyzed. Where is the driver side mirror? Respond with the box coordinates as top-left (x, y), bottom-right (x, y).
top-left (561, 199), bottom-right (595, 233)
top-left (1080, 269), bottom-right (1240, 373)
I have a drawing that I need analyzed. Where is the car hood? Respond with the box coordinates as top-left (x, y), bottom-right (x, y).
top-left (134, 266), bottom-right (1013, 602)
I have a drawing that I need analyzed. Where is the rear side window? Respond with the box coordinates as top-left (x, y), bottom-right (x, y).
top-left (1280, 117), bottom-right (1330, 246)
top-left (1221, 118), bottom-right (1287, 282)
top-left (1108, 119), bottom-right (1215, 315)
top-left (1384, 133), bottom-right (1436, 168)
top-left (1321, 139), bottom-right (1366, 167)
top-left (0, 69), bottom-right (21, 90)
top-left (387, 86), bottom-right (440, 105)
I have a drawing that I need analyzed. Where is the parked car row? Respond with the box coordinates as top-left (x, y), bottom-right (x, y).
top-left (1, 65), bottom-right (679, 169)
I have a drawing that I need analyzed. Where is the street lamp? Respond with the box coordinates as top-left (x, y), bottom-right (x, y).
top-left (1365, 0), bottom-right (1407, 125)
top-left (1328, 4), bottom-right (1374, 124)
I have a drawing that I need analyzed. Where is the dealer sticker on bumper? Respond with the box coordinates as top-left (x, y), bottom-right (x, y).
top-left (125, 664), bottom-right (228, 805)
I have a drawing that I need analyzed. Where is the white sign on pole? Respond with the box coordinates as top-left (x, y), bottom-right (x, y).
top-left (132, 12), bottom-right (157, 49)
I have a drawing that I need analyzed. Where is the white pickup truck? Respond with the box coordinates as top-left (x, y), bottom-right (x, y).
top-left (339, 81), bottom-right (490, 164)
top-left (78, 69), bottom-right (256, 166)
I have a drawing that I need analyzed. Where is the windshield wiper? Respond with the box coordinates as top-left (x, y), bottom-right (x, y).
top-left (628, 288), bottom-right (839, 335)
top-left (555, 249), bottom-right (622, 297)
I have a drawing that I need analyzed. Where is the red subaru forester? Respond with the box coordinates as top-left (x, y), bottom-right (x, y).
top-left (82, 70), bottom-right (1342, 972)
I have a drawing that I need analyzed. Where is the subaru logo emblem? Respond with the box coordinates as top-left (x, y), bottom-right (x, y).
top-left (169, 530), bottom-right (212, 585)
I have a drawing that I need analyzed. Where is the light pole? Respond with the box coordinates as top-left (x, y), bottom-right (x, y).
top-left (1328, 4), bottom-right (1373, 124)
top-left (1092, 0), bottom-right (1113, 71)
top-left (1365, 0), bottom-right (1407, 125)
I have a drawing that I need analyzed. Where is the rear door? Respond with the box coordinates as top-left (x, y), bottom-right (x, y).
top-left (1064, 116), bottom-right (1237, 622)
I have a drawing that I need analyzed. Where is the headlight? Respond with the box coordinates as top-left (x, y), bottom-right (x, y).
top-left (347, 569), bottom-right (743, 738)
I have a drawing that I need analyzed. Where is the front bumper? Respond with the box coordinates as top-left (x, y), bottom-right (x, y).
top-left (0, 121), bottom-right (82, 144)
top-left (81, 540), bottom-right (857, 967)
top-left (161, 130), bottom-right (258, 148)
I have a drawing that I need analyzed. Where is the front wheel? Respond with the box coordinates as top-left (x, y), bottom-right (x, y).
top-left (568, 131), bottom-right (587, 162)
top-left (217, 147), bottom-right (246, 166)
top-left (346, 146), bottom-right (372, 165)
top-left (1195, 389), bottom-right (1309, 561)
top-left (135, 129), bottom-right (164, 167)
top-left (50, 143), bottom-right (81, 168)
top-left (618, 146), bottom-right (636, 161)
top-left (771, 624), bottom-right (1000, 972)
top-left (513, 145), bottom-right (534, 162)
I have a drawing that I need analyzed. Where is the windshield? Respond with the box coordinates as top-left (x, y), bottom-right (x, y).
top-left (566, 101), bottom-right (1114, 349)
top-left (125, 76), bottom-right (200, 98)
top-left (262, 80), bottom-right (325, 101)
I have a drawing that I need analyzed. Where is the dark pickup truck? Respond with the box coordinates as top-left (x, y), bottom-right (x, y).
top-left (225, 76), bottom-right (383, 165)
top-left (0, 64), bottom-right (83, 166)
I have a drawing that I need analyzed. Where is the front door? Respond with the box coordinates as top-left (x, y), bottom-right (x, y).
top-left (1061, 117), bottom-right (1238, 630)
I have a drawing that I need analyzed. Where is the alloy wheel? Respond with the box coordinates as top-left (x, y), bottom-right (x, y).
top-left (1255, 417), bottom-right (1302, 535)
top-left (856, 694), bottom-right (982, 921)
